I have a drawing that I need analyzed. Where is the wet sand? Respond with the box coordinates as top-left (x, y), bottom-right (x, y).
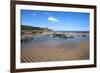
top-left (21, 37), bottom-right (89, 63)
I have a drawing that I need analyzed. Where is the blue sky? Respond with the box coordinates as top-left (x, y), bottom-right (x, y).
top-left (21, 10), bottom-right (90, 31)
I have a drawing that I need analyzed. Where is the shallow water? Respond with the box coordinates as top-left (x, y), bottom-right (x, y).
top-left (21, 34), bottom-right (89, 49)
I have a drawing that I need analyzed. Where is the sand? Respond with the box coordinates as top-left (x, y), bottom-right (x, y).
top-left (21, 37), bottom-right (89, 63)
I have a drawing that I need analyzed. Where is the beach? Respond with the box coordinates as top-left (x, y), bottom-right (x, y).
top-left (21, 34), bottom-right (89, 63)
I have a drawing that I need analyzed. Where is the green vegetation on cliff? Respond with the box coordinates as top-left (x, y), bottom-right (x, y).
top-left (21, 25), bottom-right (52, 31)
top-left (21, 25), bottom-right (43, 30)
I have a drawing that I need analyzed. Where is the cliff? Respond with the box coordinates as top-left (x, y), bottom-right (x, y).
top-left (21, 25), bottom-right (52, 31)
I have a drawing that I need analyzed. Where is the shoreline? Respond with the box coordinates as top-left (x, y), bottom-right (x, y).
top-left (21, 36), bottom-right (89, 63)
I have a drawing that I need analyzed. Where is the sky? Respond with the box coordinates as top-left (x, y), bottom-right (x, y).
top-left (21, 10), bottom-right (90, 31)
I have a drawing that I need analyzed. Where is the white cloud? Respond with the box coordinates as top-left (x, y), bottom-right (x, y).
top-left (48, 16), bottom-right (59, 22)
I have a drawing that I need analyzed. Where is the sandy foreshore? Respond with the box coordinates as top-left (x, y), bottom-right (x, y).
top-left (21, 36), bottom-right (89, 63)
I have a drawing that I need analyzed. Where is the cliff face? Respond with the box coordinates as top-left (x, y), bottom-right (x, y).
top-left (21, 25), bottom-right (53, 36)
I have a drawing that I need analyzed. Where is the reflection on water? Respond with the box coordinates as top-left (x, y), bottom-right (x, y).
top-left (21, 33), bottom-right (89, 48)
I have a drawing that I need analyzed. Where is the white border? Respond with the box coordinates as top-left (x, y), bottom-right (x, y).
top-left (16, 4), bottom-right (94, 69)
